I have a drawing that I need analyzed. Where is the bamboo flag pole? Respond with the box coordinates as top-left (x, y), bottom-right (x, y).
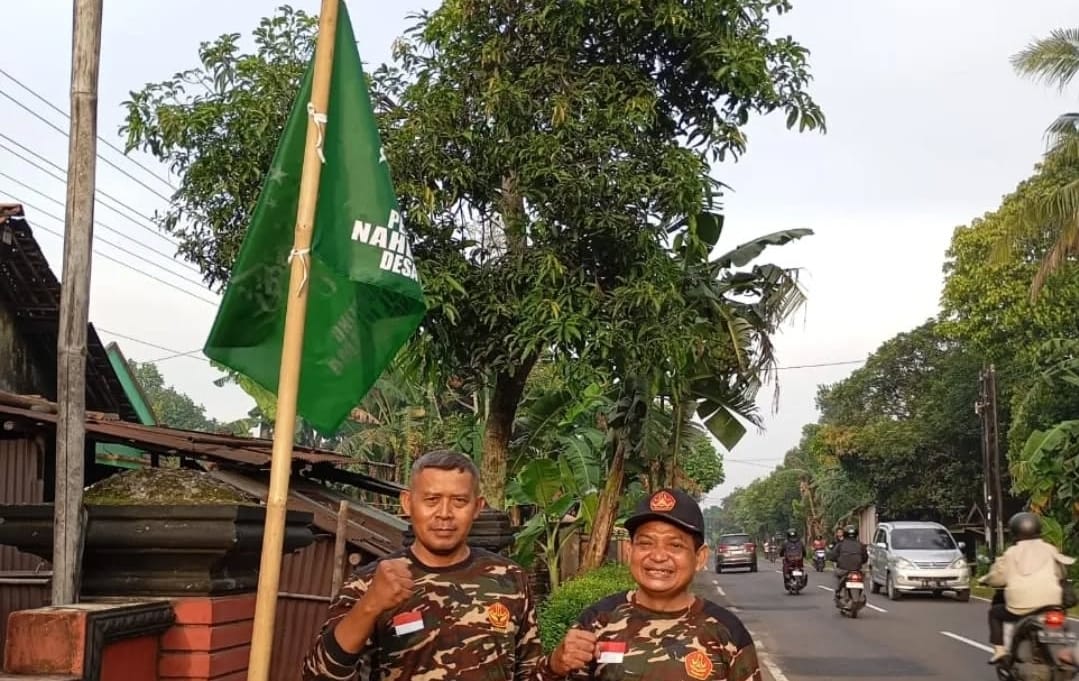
top-left (246, 1), bottom-right (339, 679)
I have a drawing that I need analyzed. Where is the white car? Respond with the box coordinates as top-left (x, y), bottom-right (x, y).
top-left (868, 521), bottom-right (970, 601)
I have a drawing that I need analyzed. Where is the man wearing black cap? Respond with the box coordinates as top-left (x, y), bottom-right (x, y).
top-left (537, 488), bottom-right (762, 681)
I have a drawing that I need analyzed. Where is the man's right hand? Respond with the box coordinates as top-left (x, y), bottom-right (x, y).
top-left (362, 558), bottom-right (414, 614)
top-left (548, 629), bottom-right (598, 676)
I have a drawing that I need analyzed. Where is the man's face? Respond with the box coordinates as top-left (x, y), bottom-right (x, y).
top-left (400, 467), bottom-right (484, 556)
top-left (629, 521), bottom-right (707, 599)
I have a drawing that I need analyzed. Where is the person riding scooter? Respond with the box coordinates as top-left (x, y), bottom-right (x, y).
top-left (827, 526), bottom-right (868, 603)
top-left (811, 535), bottom-right (828, 570)
top-left (979, 511), bottom-right (1076, 664)
top-left (780, 529), bottom-right (806, 581)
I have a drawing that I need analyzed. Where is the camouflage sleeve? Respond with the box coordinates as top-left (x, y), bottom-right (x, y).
top-left (532, 606), bottom-right (599, 681)
top-left (301, 573), bottom-right (373, 681)
top-left (727, 640), bottom-right (763, 681)
top-left (513, 568), bottom-right (544, 681)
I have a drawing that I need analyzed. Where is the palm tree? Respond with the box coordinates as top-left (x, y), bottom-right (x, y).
top-left (1009, 29), bottom-right (1079, 297)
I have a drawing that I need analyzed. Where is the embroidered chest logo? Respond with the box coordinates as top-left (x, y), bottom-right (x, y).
top-left (684, 650), bottom-right (713, 680)
top-left (650, 490), bottom-right (677, 512)
top-left (487, 602), bottom-right (511, 629)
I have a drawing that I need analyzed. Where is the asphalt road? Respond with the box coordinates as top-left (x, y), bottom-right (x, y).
top-left (693, 561), bottom-right (1015, 681)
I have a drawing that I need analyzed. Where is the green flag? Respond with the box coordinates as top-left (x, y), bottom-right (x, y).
top-left (204, 1), bottom-right (425, 434)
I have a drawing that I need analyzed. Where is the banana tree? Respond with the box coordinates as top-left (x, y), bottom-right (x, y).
top-left (509, 428), bottom-right (605, 589)
top-left (579, 213), bottom-right (812, 571)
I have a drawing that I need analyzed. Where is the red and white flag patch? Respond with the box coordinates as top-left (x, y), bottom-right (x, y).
top-left (391, 610), bottom-right (424, 636)
top-left (597, 641), bottom-right (627, 664)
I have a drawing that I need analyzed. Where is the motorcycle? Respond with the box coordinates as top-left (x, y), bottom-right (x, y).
top-left (813, 549), bottom-right (827, 572)
top-left (784, 559), bottom-right (808, 595)
top-left (994, 606), bottom-right (1077, 681)
top-left (836, 570), bottom-right (867, 618)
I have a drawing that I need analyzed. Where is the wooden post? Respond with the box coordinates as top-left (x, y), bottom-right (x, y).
top-left (53, 0), bottom-right (104, 606)
top-left (245, 1), bottom-right (339, 679)
top-left (330, 500), bottom-right (349, 599)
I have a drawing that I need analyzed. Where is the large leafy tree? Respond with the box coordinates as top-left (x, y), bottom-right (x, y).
top-left (124, 1), bottom-right (825, 508)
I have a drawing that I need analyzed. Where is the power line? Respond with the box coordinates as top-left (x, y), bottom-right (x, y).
top-left (13, 197), bottom-right (210, 292)
top-left (7, 210), bottom-right (216, 306)
top-left (0, 89), bottom-right (174, 203)
top-left (0, 172), bottom-right (201, 277)
top-left (0, 68), bottom-right (177, 191)
top-left (0, 134), bottom-right (180, 248)
top-left (775, 359), bottom-right (865, 371)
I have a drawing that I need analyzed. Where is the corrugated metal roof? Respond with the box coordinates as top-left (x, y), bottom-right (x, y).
top-left (0, 391), bottom-right (351, 467)
top-left (0, 204), bottom-right (138, 421)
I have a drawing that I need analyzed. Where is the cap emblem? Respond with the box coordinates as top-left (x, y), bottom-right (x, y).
top-left (649, 490), bottom-right (677, 512)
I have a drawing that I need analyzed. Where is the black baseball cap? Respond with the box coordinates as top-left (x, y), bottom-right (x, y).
top-left (624, 488), bottom-right (705, 540)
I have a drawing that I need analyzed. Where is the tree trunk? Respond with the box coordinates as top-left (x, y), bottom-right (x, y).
top-left (479, 355), bottom-right (538, 508)
top-left (579, 435), bottom-right (628, 573)
top-left (660, 399), bottom-right (690, 489)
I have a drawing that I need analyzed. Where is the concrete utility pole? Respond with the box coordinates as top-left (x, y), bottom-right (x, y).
top-left (975, 364), bottom-right (1004, 559)
top-left (53, 0), bottom-right (104, 606)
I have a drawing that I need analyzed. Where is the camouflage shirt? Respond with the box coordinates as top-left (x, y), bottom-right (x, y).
top-left (536, 591), bottom-right (761, 681)
top-left (302, 547), bottom-right (543, 681)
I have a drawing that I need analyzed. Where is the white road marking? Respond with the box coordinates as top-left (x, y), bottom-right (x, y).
top-left (745, 627), bottom-right (792, 681)
top-left (717, 586), bottom-right (727, 597)
top-left (941, 631), bottom-right (994, 653)
top-left (818, 585), bottom-right (834, 592)
top-left (973, 595), bottom-right (1079, 623)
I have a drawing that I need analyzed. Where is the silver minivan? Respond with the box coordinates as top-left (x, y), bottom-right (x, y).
top-left (868, 521), bottom-right (970, 601)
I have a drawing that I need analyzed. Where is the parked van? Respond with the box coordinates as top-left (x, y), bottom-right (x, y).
top-left (868, 521), bottom-right (970, 602)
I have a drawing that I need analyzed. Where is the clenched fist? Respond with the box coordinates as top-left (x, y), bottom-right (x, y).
top-left (365, 558), bottom-right (414, 613)
top-left (548, 628), bottom-right (598, 676)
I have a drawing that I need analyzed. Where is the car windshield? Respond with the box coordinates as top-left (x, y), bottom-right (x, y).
top-left (890, 528), bottom-right (956, 550)
top-left (721, 534), bottom-right (751, 546)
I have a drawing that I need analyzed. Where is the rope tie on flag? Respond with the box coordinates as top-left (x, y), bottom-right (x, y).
top-left (307, 103), bottom-right (328, 164)
top-left (288, 247), bottom-right (311, 294)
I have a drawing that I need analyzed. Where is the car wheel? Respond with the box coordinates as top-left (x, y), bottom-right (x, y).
top-left (887, 573), bottom-right (902, 601)
top-left (955, 589), bottom-right (971, 602)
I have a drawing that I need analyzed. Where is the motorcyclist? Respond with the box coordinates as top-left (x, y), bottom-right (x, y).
top-left (780, 529), bottom-right (806, 581)
top-left (827, 526), bottom-right (868, 603)
top-left (979, 511), bottom-right (1076, 663)
top-left (828, 527), bottom-right (844, 551)
top-left (811, 535), bottom-right (827, 552)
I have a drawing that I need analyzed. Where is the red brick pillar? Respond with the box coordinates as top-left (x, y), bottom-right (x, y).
top-left (159, 594), bottom-right (256, 681)
top-left (3, 601), bottom-right (173, 680)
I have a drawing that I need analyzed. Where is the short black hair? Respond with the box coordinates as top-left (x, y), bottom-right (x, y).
top-left (410, 450), bottom-right (480, 491)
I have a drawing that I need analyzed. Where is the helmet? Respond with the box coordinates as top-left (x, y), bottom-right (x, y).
top-left (786, 528), bottom-right (798, 540)
top-left (1009, 512), bottom-right (1041, 541)
top-left (844, 526), bottom-right (857, 539)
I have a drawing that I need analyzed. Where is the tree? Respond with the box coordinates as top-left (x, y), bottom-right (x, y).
top-left (1008, 28), bottom-right (1079, 296)
top-left (941, 156), bottom-right (1079, 365)
top-left (124, 2), bottom-right (825, 509)
top-left (122, 6), bottom-right (318, 287)
top-left (128, 361), bottom-right (250, 434)
top-left (815, 321), bottom-right (983, 520)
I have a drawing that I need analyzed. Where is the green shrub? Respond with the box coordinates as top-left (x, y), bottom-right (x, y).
top-left (537, 564), bottom-right (635, 651)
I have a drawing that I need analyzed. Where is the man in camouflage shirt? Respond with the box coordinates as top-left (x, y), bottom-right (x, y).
top-left (302, 450), bottom-right (543, 681)
top-left (539, 488), bottom-right (762, 681)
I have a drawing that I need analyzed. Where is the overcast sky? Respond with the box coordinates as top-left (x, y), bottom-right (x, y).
top-left (1, 1), bottom-right (1074, 507)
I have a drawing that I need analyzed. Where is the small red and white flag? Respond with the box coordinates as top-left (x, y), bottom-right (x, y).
top-left (391, 610), bottom-right (424, 636)
top-left (597, 641), bottom-right (627, 664)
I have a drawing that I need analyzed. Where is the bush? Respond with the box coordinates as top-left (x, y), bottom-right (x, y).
top-left (537, 564), bottom-right (635, 651)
